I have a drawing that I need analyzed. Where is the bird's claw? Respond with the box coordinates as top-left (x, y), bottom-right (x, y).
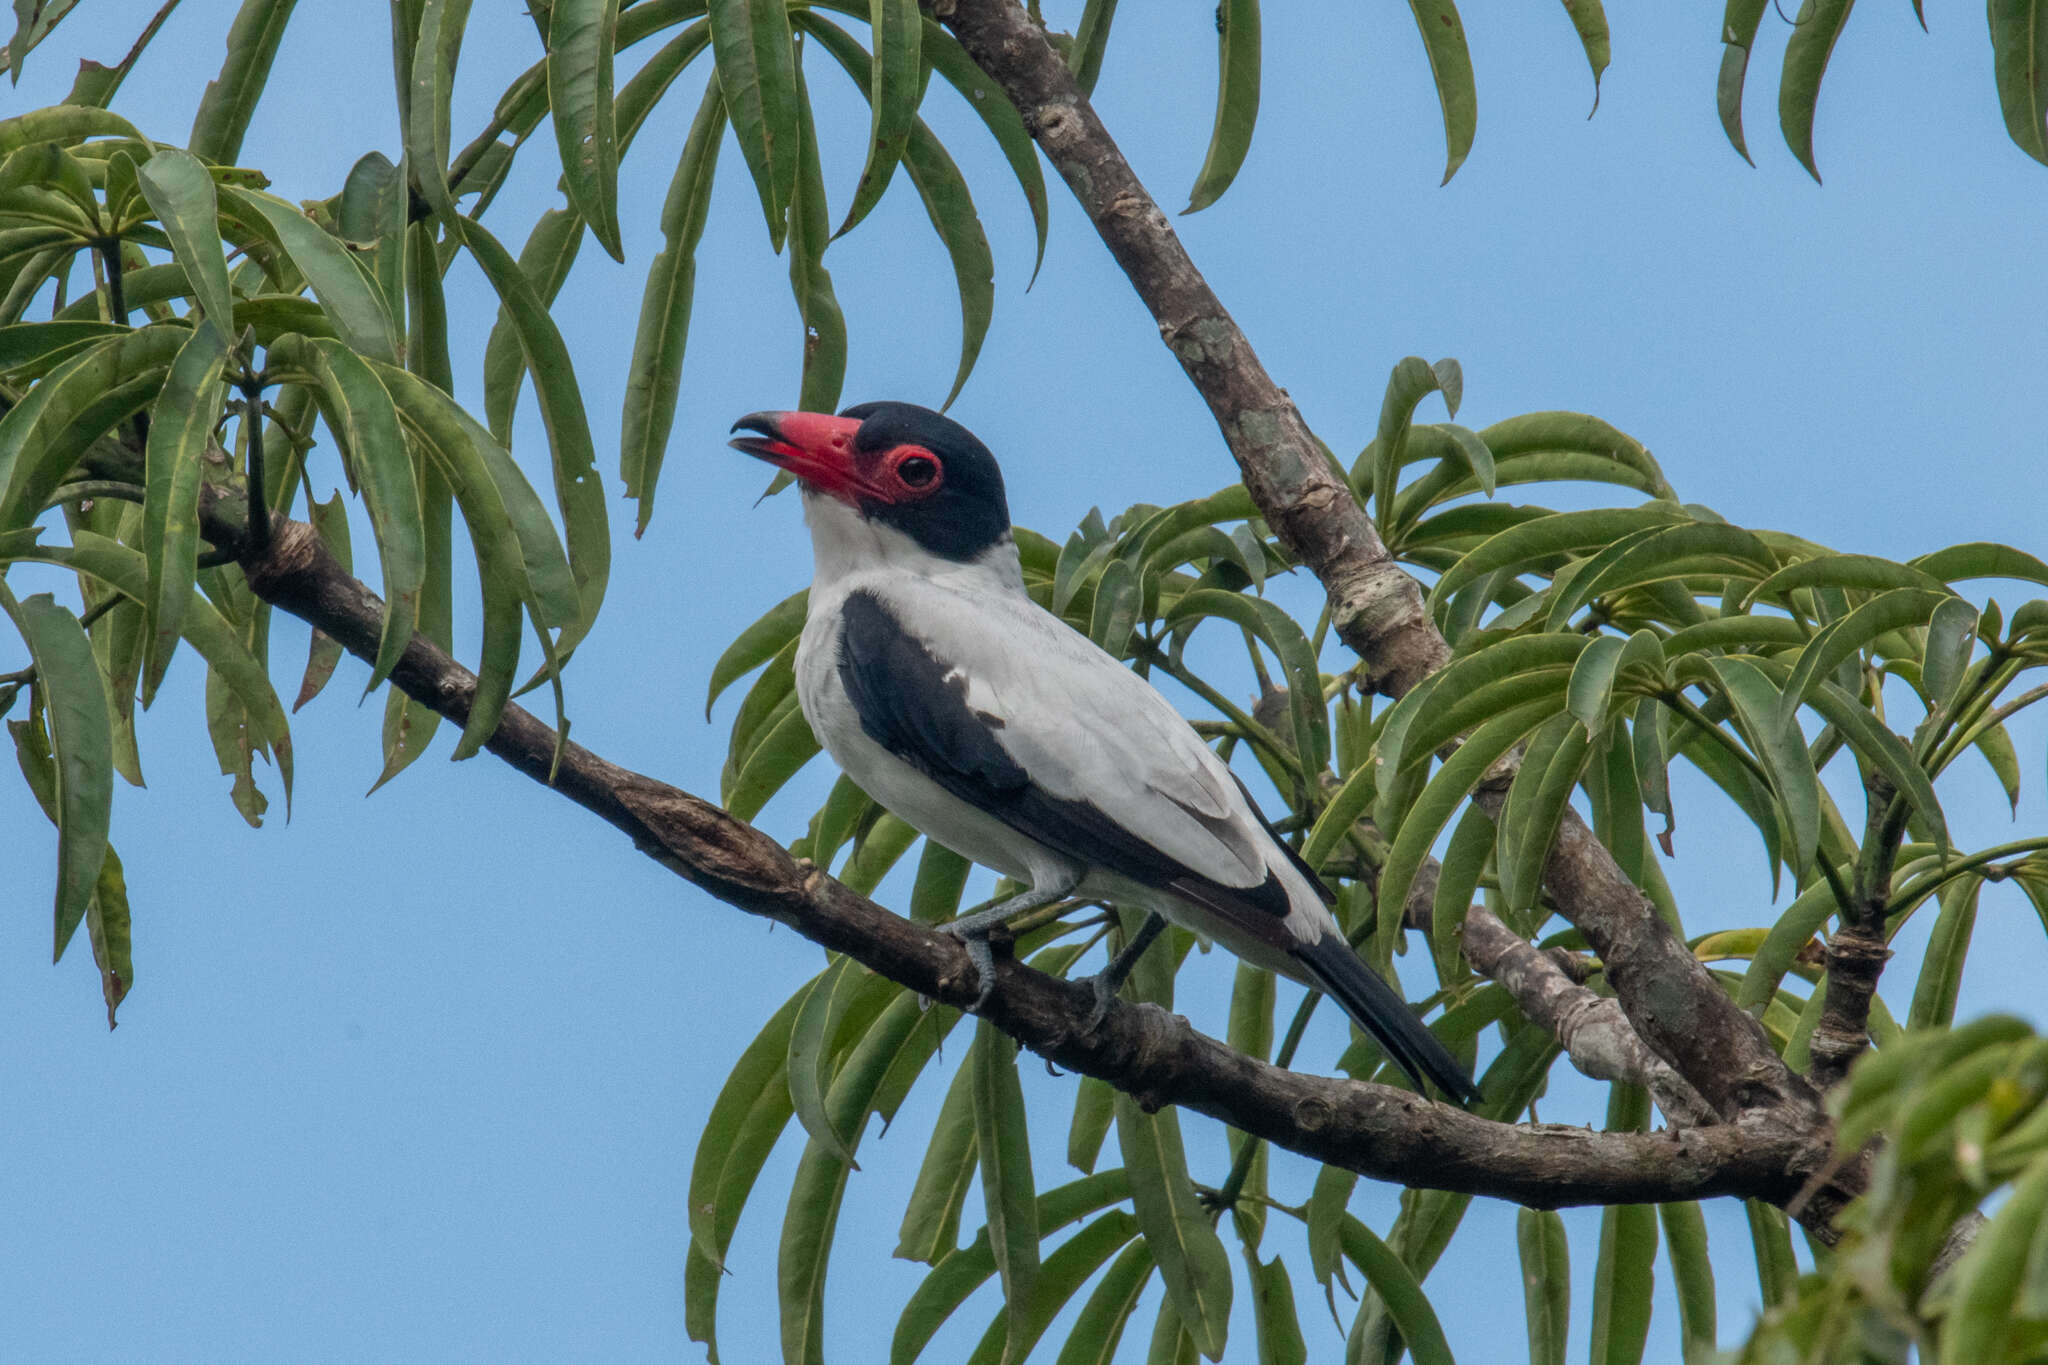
top-left (1082, 969), bottom-right (1121, 1033)
top-left (942, 922), bottom-right (998, 1011)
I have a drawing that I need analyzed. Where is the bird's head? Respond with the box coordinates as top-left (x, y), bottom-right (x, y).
top-left (729, 402), bottom-right (1011, 563)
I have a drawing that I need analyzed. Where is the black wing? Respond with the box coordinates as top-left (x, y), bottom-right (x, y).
top-left (835, 591), bottom-right (1295, 942)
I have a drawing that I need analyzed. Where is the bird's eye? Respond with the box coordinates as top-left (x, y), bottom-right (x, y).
top-left (890, 447), bottom-right (941, 494)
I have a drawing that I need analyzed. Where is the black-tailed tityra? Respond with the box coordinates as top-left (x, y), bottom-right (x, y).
top-left (730, 401), bottom-right (1478, 1101)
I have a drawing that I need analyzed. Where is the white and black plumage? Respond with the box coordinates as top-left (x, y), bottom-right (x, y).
top-left (730, 402), bottom-right (1478, 1101)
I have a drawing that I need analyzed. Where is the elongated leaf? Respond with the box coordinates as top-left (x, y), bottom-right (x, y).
top-left (267, 335), bottom-right (424, 692)
top-left (2, 588), bottom-right (111, 962)
top-left (787, 957), bottom-right (866, 1166)
top-left (83, 839), bottom-right (132, 1025)
top-left (461, 219), bottom-right (607, 653)
top-left (1117, 1091), bottom-right (1231, 1360)
top-left (1914, 539), bottom-right (2048, 588)
top-left (548, 0), bottom-right (624, 259)
top-left (1336, 1215), bottom-right (1456, 1365)
top-left (1658, 1202), bottom-right (1715, 1360)
top-left (1802, 679), bottom-right (1949, 858)
top-left (831, 0), bottom-right (920, 238)
top-left (622, 77), bottom-right (725, 535)
top-left (219, 186), bottom-right (399, 363)
top-left (1717, 0), bottom-right (1769, 163)
top-left (135, 149), bottom-right (234, 328)
top-left (1779, 0), bottom-right (1860, 182)
top-left (896, 1059), bottom-right (977, 1264)
top-left (891, 1170), bottom-right (1133, 1365)
top-left (1704, 655), bottom-right (1820, 876)
top-left (139, 320), bottom-right (229, 703)
top-left (1164, 587), bottom-right (1327, 776)
top-left (1378, 697), bottom-right (1559, 942)
top-left (1921, 595), bottom-right (1978, 719)
top-left (1941, 1153), bottom-right (2048, 1365)
top-left (972, 1018), bottom-right (1040, 1361)
top-left (1517, 1207), bottom-right (1568, 1365)
top-left (784, 55), bottom-right (847, 417)
top-left (1561, 0), bottom-right (1609, 111)
top-left (1427, 505), bottom-right (1689, 609)
top-left (1184, 0), bottom-right (1259, 213)
top-left (339, 152), bottom-right (407, 327)
top-left (917, 17), bottom-right (1047, 283)
top-left (709, 0), bottom-right (800, 249)
top-left (899, 117), bottom-right (993, 409)
top-left (188, 0), bottom-right (299, 163)
top-left (1496, 712), bottom-right (1591, 916)
top-left (1989, 0), bottom-right (2048, 166)
top-left (1589, 1086), bottom-right (1655, 1365)
top-left (0, 325), bottom-right (184, 533)
top-left (1056, 1239), bottom-right (1154, 1365)
top-left (1778, 587), bottom-right (1945, 723)
top-left (1909, 876), bottom-right (1979, 1029)
top-left (1406, 0), bottom-right (1476, 183)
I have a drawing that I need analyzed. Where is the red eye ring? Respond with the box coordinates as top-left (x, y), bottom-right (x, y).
top-left (888, 446), bottom-right (942, 494)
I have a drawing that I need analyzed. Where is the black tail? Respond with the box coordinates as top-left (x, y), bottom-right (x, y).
top-left (1293, 934), bottom-right (1481, 1104)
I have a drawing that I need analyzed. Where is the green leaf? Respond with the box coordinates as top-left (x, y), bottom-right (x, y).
top-left (1068, 1073), bottom-right (1115, 1175)
top-left (1496, 711), bottom-right (1592, 916)
top-left (1778, 0), bottom-right (1856, 183)
top-left (2, 588), bottom-right (111, 963)
top-left (622, 76), bottom-right (725, 536)
top-left (1703, 655), bottom-right (1821, 876)
top-left (1117, 1091), bottom-right (1232, 1360)
top-left (972, 1018), bottom-right (1040, 1362)
top-left (1941, 1153), bottom-right (2048, 1365)
top-left (1183, 0), bottom-right (1259, 214)
top-left (1912, 539), bottom-right (2048, 588)
top-left (188, 0), bottom-right (298, 163)
top-left (266, 335), bottom-right (425, 693)
top-left (1517, 1207), bottom-right (1568, 1365)
top-left (833, 0), bottom-right (921, 238)
top-left (1163, 587), bottom-right (1327, 777)
top-left (1743, 1200), bottom-right (1797, 1308)
top-left (1777, 587), bottom-right (1947, 723)
top-left (83, 838), bottom-right (132, 1025)
top-left (1335, 1214), bottom-right (1456, 1365)
top-left (709, 0), bottom-right (800, 250)
top-left (1921, 595), bottom-right (1978, 720)
top-left (1717, 0), bottom-right (1769, 163)
top-left (1566, 634), bottom-right (1627, 734)
top-left (338, 152), bottom-right (408, 329)
top-left (1802, 679), bottom-right (1950, 858)
top-left (919, 17), bottom-right (1048, 284)
top-left (895, 1059), bottom-right (977, 1264)
top-left (460, 218), bottom-right (608, 658)
top-left (1589, 1086), bottom-right (1655, 1365)
top-left (965, 1211), bottom-right (1143, 1365)
top-left (726, 693), bottom-right (821, 821)
top-left (1405, 0), bottom-right (1477, 184)
top-left (1089, 556), bottom-right (1140, 656)
top-left (219, 186), bottom-right (399, 363)
top-left (706, 589), bottom-right (805, 720)
top-left (0, 325), bottom-right (184, 534)
top-left (1370, 355), bottom-right (1457, 531)
top-left (1559, 0), bottom-right (1610, 112)
top-left (1055, 1239), bottom-right (1154, 1365)
top-left (548, 0), bottom-right (625, 260)
top-left (1908, 876), bottom-right (1979, 1030)
top-left (1988, 0), bottom-right (2048, 166)
top-left (785, 54), bottom-right (847, 416)
top-left (1378, 697), bottom-right (1560, 942)
top-left (135, 149), bottom-right (234, 328)
top-left (139, 320), bottom-right (229, 703)
top-left (1430, 804), bottom-right (1493, 978)
top-left (899, 116), bottom-right (993, 410)
top-left (294, 490), bottom-right (350, 710)
top-left (402, 0), bottom-right (463, 242)
top-left (1376, 632), bottom-right (1585, 781)
top-left (1245, 1250), bottom-right (1306, 1365)
top-left (891, 1170), bottom-right (1132, 1365)
top-left (786, 957), bottom-right (868, 1166)
top-left (23, 533), bottom-right (293, 811)
top-left (1658, 1202), bottom-right (1715, 1361)
top-left (1427, 505), bottom-right (1690, 610)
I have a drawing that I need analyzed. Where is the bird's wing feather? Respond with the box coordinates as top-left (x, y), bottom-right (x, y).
top-left (836, 586), bottom-right (1301, 938)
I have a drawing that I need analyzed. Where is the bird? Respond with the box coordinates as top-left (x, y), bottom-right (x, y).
top-left (729, 400), bottom-right (1480, 1102)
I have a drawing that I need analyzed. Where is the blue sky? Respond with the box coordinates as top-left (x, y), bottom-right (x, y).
top-left (2, 4), bottom-right (2045, 1361)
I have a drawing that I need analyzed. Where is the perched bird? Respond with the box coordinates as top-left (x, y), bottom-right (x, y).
top-left (730, 401), bottom-right (1478, 1101)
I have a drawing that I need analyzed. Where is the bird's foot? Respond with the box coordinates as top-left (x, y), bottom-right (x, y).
top-left (1081, 967), bottom-right (1122, 1033)
top-left (941, 923), bottom-right (1000, 1011)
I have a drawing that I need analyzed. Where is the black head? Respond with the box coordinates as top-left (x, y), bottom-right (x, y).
top-left (729, 401), bottom-right (1012, 562)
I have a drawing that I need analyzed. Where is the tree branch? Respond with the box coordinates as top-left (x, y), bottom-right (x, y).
top-left (936, 0), bottom-right (1824, 1136)
top-left (1807, 770), bottom-right (1903, 1090)
top-left (198, 499), bottom-right (1818, 1209)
